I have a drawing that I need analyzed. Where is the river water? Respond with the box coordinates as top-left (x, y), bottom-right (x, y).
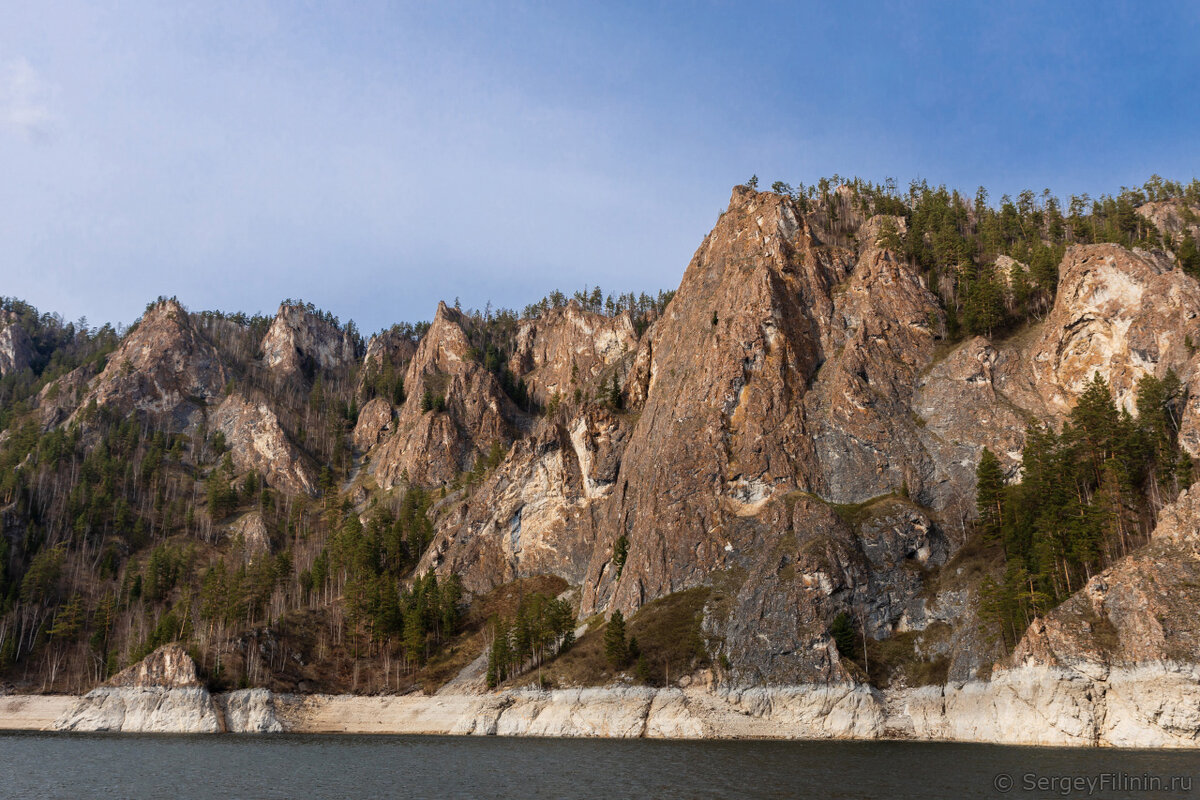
top-left (3, 732), bottom-right (1200, 799)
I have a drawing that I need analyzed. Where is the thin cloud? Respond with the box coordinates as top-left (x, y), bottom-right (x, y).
top-left (1, 57), bottom-right (57, 141)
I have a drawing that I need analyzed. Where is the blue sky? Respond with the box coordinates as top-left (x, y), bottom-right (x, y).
top-left (2, 1), bottom-right (1198, 334)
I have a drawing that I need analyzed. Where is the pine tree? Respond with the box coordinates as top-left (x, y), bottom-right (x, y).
top-left (975, 448), bottom-right (1006, 550)
top-left (604, 610), bottom-right (628, 668)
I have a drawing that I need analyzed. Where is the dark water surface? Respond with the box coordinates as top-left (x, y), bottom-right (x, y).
top-left (3, 732), bottom-right (1200, 799)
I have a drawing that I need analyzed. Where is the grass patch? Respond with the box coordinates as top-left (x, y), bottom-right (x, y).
top-left (830, 492), bottom-right (901, 528)
top-left (857, 626), bottom-right (952, 688)
top-left (535, 587), bottom-right (712, 688)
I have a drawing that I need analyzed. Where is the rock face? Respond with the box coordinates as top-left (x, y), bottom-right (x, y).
top-left (212, 392), bottom-right (317, 495)
top-left (1138, 199), bottom-right (1200, 243)
top-left (419, 187), bottom-right (1200, 691)
top-left (352, 396), bottom-right (394, 451)
top-left (366, 303), bottom-right (521, 488)
top-left (581, 192), bottom-right (944, 629)
top-left (53, 644), bottom-right (283, 733)
top-left (508, 302), bottom-right (638, 405)
top-left (55, 644), bottom-right (223, 733)
top-left (0, 316), bottom-right (33, 376)
top-left (1029, 244), bottom-right (1200, 414)
top-left (261, 302), bottom-right (356, 381)
top-left (419, 407), bottom-right (625, 592)
top-left (1011, 486), bottom-right (1200, 669)
top-left (75, 300), bottom-right (228, 431)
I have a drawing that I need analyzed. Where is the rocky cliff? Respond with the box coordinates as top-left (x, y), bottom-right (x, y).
top-left (6, 178), bottom-right (1200, 744)
top-left (55, 644), bottom-right (282, 733)
top-left (364, 303), bottom-right (523, 487)
top-left (261, 302), bottom-right (357, 382)
top-left (0, 315), bottom-right (33, 376)
top-left (74, 299), bottom-right (228, 431)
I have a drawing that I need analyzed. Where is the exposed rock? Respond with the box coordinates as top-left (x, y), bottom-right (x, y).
top-left (54, 686), bottom-right (222, 733)
top-left (218, 688), bottom-right (284, 733)
top-left (367, 303), bottom-right (521, 488)
top-left (229, 511), bottom-right (272, 562)
top-left (1029, 244), bottom-right (1200, 414)
top-left (33, 363), bottom-right (99, 430)
top-left (0, 315), bottom-right (33, 376)
top-left (73, 300), bottom-right (228, 431)
top-left (1138, 199), bottom-right (1200, 244)
top-left (108, 643), bottom-right (203, 688)
top-left (588, 187), bottom-right (835, 618)
top-left (170, 668), bottom-right (1200, 745)
top-left (54, 644), bottom-right (222, 733)
top-left (212, 392), bottom-right (317, 495)
top-left (1011, 486), bottom-right (1200, 669)
top-left (261, 302), bottom-right (356, 381)
top-left (509, 302), bottom-right (638, 405)
top-left (911, 336), bottom-right (1029, 504)
top-left (352, 396), bottom-right (393, 451)
top-left (418, 408), bottom-right (624, 593)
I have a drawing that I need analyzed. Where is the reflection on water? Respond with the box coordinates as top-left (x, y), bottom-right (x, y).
top-left (2, 732), bottom-right (1200, 799)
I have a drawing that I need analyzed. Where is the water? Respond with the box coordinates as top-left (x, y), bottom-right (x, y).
top-left (2, 732), bottom-right (1199, 799)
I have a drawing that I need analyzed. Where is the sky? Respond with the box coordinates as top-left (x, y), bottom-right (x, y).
top-left (2, 1), bottom-right (1198, 334)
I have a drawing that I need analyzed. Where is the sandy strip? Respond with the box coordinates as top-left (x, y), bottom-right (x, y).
top-left (276, 694), bottom-right (478, 734)
top-left (0, 695), bottom-right (77, 731)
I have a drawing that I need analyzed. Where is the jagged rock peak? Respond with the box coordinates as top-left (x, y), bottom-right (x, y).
top-left (75, 298), bottom-right (228, 429)
top-left (365, 300), bottom-right (519, 488)
top-left (261, 301), bottom-right (357, 379)
top-left (106, 643), bottom-right (202, 688)
top-left (0, 313), bottom-right (33, 376)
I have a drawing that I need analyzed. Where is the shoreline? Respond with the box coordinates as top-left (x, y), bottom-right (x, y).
top-left (3, 663), bottom-right (1199, 747)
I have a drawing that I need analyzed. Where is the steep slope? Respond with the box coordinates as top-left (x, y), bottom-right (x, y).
top-left (365, 303), bottom-right (522, 488)
top-left (73, 299), bottom-right (228, 431)
top-left (261, 302), bottom-right (357, 382)
top-left (508, 302), bottom-right (638, 405)
top-left (0, 315), bottom-right (33, 376)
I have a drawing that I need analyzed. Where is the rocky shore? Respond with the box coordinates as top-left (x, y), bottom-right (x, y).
top-left (5, 658), bottom-right (1197, 747)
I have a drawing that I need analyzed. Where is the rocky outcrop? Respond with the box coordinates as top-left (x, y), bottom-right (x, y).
top-left (212, 392), bottom-right (317, 495)
top-left (508, 302), bottom-right (638, 405)
top-left (261, 302), bottom-right (356, 381)
top-left (0, 316), bottom-right (33, 376)
top-left (229, 511), bottom-right (272, 562)
top-left (53, 644), bottom-right (283, 733)
top-left (352, 396), bottom-right (394, 451)
top-left (419, 407), bottom-right (626, 592)
top-left (587, 187), bottom-right (835, 619)
top-left (73, 300), bottom-right (228, 431)
top-left (1028, 244), bottom-right (1200, 414)
top-left (367, 303), bottom-right (521, 488)
top-left (55, 644), bottom-right (223, 733)
top-left (1138, 199), bottom-right (1200, 244)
